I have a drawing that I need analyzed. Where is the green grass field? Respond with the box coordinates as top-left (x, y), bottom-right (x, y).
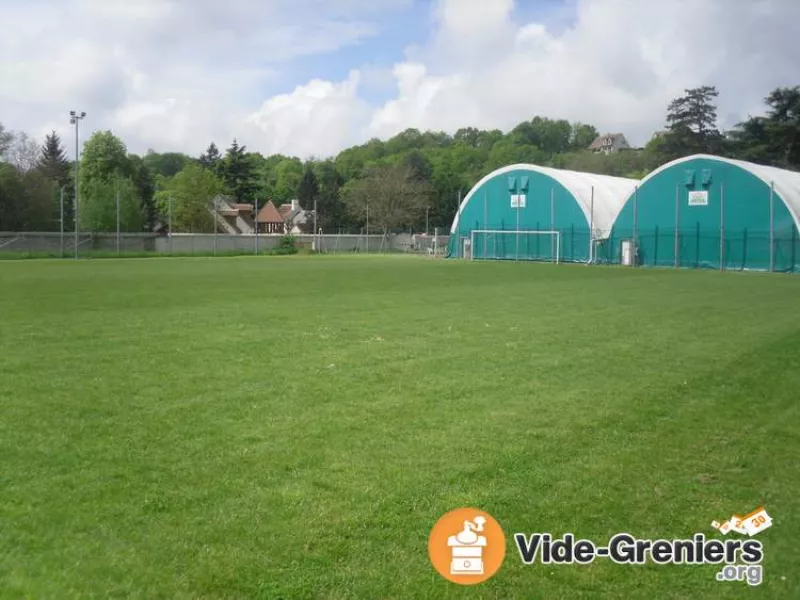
top-left (1, 256), bottom-right (798, 599)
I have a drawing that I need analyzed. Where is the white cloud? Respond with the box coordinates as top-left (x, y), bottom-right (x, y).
top-left (0, 0), bottom-right (405, 155)
top-left (1, 0), bottom-right (799, 158)
top-left (359, 0), bottom-right (800, 148)
top-left (244, 71), bottom-right (369, 157)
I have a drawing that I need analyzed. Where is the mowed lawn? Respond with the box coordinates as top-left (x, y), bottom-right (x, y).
top-left (1, 256), bottom-right (798, 599)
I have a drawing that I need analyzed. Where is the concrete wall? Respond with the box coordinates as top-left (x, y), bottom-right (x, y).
top-left (0, 232), bottom-right (451, 256)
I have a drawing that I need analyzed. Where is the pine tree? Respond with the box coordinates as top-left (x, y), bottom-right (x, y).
top-left (219, 140), bottom-right (257, 203)
top-left (37, 131), bottom-right (70, 183)
top-left (198, 142), bottom-right (222, 172)
top-left (663, 86), bottom-right (724, 156)
top-left (297, 164), bottom-right (319, 207)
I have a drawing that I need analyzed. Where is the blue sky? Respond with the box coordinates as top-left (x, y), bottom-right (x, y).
top-left (1, 0), bottom-right (798, 158)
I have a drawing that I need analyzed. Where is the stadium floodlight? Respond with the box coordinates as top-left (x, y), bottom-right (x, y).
top-left (69, 111), bottom-right (86, 259)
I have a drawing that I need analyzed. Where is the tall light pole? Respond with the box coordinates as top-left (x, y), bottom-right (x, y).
top-left (69, 110), bottom-right (86, 259)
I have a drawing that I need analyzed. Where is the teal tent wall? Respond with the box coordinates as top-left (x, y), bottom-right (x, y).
top-left (608, 155), bottom-right (800, 272)
top-left (448, 165), bottom-right (638, 262)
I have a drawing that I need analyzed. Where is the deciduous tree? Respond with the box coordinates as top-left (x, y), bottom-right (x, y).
top-left (342, 164), bottom-right (432, 232)
top-left (155, 163), bottom-right (225, 232)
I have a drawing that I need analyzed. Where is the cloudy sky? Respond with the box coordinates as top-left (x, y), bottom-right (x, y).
top-left (1, 0), bottom-right (798, 159)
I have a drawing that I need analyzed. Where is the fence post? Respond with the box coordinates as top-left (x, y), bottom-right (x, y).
top-left (588, 186), bottom-right (594, 263)
top-left (483, 190), bottom-right (488, 259)
top-left (116, 189), bottom-right (120, 256)
top-left (168, 195), bottom-right (173, 255)
top-left (719, 183), bottom-right (725, 271)
top-left (254, 199), bottom-right (259, 256)
top-left (632, 185), bottom-right (639, 267)
top-left (654, 225), bottom-right (659, 266)
top-left (60, 187), bottom-right (65, 258)
top-left (515, 197), bottom-right (520, 261)
top-left (695, 222), bottom-right (700, 268)
top-left (570, 224), bottom-right (575, 261)
top-left (769, 181), bottom-right (775, 272)
top-left (674, 184), bottom-right (680, 268)
top-left (550, 187), bottom-right (556, 261)
top-left (742, 228), bottom-right (748, 271)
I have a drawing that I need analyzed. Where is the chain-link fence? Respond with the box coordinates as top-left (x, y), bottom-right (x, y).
top-left (596, 227), bottom-right (800, 272)
top-left (447, 225), bottom-right (800, 272)
top-left (0, 193), bottom-right (452, 259)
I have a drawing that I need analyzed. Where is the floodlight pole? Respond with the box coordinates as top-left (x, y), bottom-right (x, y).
top-left (69, 110), bottom-right (86, 259)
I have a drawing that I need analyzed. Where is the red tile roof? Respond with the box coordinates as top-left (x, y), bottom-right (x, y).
top-left (257, 200), bottom-right (284, 224)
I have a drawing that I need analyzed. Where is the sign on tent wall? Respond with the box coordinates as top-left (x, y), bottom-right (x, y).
top-left (688, 190), bottom-right (709, 206)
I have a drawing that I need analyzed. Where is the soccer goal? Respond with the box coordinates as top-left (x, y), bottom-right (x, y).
top-left (469, 230), bottom-right (561, 263)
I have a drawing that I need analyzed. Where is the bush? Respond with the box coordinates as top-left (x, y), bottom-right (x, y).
top-left (263, 234), bottom-right (298, 256)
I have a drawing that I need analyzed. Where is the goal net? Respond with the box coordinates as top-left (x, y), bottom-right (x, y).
top-left (469, 230), bottom-right (561, 263)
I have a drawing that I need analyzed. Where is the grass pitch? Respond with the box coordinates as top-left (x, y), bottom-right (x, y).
top-left (1, 256), bottom-right (798, 599)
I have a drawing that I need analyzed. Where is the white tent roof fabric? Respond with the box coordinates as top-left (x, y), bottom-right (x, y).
top-left (639, 154), bottom-right (800, 231)
top-left (450, 164), bottom-right (640, 238)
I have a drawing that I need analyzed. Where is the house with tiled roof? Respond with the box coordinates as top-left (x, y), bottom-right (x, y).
top-left (278, 199), bottom-right (314, 234)
top-left (212, 196), bottom-right (254, 234)
top-left (589, 133), bottom-right (631, 155)
top-left (256, 200), bottom-right (284, 234)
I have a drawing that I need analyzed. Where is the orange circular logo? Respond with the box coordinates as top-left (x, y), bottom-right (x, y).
top-left (428, 508), bottom-right (506, 585)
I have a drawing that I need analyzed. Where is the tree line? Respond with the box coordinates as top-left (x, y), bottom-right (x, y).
top-left (1, 84), bottom-right (797, 234)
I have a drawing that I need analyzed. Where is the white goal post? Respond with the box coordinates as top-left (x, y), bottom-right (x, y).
top-left (469, 230), bottom-right (561, 263)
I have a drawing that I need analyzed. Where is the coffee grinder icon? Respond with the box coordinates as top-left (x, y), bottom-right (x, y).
top-left (448, 515), bottom-right (487, 575)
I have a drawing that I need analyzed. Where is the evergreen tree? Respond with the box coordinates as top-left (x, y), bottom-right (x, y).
top-left (128, 154), bottom-right (157, 230)
top-left (663, 86), bottom-right (724, 157)
top-left (219, 140), bottom-right (258, 203)
top-left (313, 160), bottom-right (347, 231)
top-left (37, 131), bottom-right (70, 184)
top-left (297, 164), bottom-right (319, 208)
top-left (199, 142), bottom-right (222, 172)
